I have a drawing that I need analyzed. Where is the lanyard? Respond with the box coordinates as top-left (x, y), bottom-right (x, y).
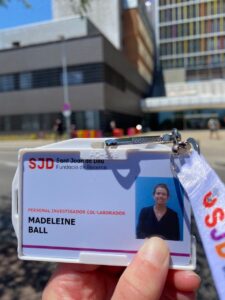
top-left (177, 151), bottom-right (225, 300)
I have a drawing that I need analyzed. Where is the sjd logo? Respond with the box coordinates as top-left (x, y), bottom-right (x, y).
top-left (29, 158), bottom-right (54, 169)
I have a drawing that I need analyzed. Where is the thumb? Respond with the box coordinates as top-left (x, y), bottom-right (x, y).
top-left (112, 237), bottom-right (169, 300)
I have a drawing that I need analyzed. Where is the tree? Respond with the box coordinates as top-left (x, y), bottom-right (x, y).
top-left (79, 0), bottom-right (90, 13)
top-left (0, 0), bottom-right (90, 12)
top-left (0, 0), bottom-right (31, 7)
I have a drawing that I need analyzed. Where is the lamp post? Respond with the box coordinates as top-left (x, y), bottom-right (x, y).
top-left (60, 36), bottom-right (71, 139)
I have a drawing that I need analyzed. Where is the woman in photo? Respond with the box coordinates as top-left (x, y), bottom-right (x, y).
top-left (136, 183), bottom-right (180, 240)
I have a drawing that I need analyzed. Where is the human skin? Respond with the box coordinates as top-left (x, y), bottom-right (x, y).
top-left (42, 237), bottom-right (200, 300)
top-left (154, 186), bottom-right (169, 208)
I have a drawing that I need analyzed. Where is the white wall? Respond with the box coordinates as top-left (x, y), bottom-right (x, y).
top-left (52, 0), bottom-right (122, 49)
top-left (0, 17), bottom-right (96, 50)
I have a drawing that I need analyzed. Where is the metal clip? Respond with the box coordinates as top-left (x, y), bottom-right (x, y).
top-left (172, 141), bottom-right (191, 155)
top-left (187, 137), bottom-right (200, 154)
top-left (105, 128), bottom-right (180, 147)
top-left (105, 128), bottom-right (200, 155)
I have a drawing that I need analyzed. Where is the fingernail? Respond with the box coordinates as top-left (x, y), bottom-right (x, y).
top-left (139, 237), bottom-right (169, 268)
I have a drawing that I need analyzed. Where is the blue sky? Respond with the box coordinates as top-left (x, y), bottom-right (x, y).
top-left (0, 0), bottom-right (52, 29)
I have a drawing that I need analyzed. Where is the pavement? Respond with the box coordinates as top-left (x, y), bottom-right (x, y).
top-left (0, 129), bottom-right (224, 300)
top-left (1, 128), bottom-right (224, 178)
top-left (180, 129), bottom-right (225, 166)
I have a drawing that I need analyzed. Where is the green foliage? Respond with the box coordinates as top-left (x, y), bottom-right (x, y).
top-left (0, 0), bottom-right (31, 8)
top-left (0, 0), bottom-right (7, 5)
top-left (0, 0), bottom-right (90, 11)
top-left (80, 0), bottom-right (90, 12)
top-left (70, 0), bottom-right (91, 15)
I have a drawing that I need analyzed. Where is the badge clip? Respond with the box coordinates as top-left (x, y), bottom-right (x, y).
top-left (105, 128), bottom-right (200, 155)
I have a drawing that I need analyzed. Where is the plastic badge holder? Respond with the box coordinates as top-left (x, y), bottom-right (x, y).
top-left (12, 137), bottom-right (196, 270)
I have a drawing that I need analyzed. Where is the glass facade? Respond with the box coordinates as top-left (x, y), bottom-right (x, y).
top-left (0, 74), bottom-right (15, 91)
top-left (0, 62), bottom-right (144, 133)
top-left (0, 111), bottom-right (142, 134)
top-left (0, 63), bottom-right (141, 95)
top-left (19, 72), bottom-right (32, 90)
top-left (158, 0), bottom-right (225, 80)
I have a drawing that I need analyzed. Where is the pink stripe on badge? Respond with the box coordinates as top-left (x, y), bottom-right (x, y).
top-left (22, 244), bottom-right (189, 257)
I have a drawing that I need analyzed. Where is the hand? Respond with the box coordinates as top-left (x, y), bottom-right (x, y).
top-left (42, 237), bottom-right (200, 300)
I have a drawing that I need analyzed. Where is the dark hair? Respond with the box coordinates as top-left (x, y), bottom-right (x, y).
top-left (153, 184), bottom-right (170, 197)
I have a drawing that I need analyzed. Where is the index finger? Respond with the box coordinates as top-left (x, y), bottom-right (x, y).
top-left (166, 269), bottom-right (200, 292)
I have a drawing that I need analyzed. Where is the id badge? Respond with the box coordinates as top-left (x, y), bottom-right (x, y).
top-left (12, 131), bottom-right (196, 269)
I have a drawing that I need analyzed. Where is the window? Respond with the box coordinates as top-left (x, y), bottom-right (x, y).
top-left (188, 41), bottom-right (194, 52)
top-left (167, 43), bottom-right (172, 55)
top-left (68, 71), bottom-right (83, 85)
top-left (160, 44), bottom-right (166, 55)
top-left (177, 58), bottom-right (183, 67)
top-left (0, 75), bottom-right (15, 92)
top-left (216, 19), bottom-right (220, 32)
top-left (177, 41), bottom-right (183, 54)
top-left (166, 26), bottom-right (170, 39)
top-left (61, 70), bottom-right (84, 85)
top-left (177, 6), bottom-right (181, 20)
top-left (207, 2), bottom-right (211, 16)
top-left (177, 24), bottom-right (182, 37)
top-left (166, 9), bottom-right (172, 22)
top-left (189, 22), bottom-right (194, 36)
top-left (33, 68), bottom-right (61, 88)
top-left (160, 27), bottom-right (165, 39)
top-left (160, 10), bottom-right (163, 23)
top-left (0, 63), bottom-right (124, 93)
top-left (19, 72), bottom-right (32, 89)
top-left (189, 5), bottom-right (193, 19)
top-left (212, 54), bottom-right (220, 64)
top-left (207, 38), bottom-right (214, 51)
top-left (172, 25), bottom-right (177, 38)
top-left (175, 7), bottom-right (178, 21)
top-left (188, 57), bottom-right (195, 67)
